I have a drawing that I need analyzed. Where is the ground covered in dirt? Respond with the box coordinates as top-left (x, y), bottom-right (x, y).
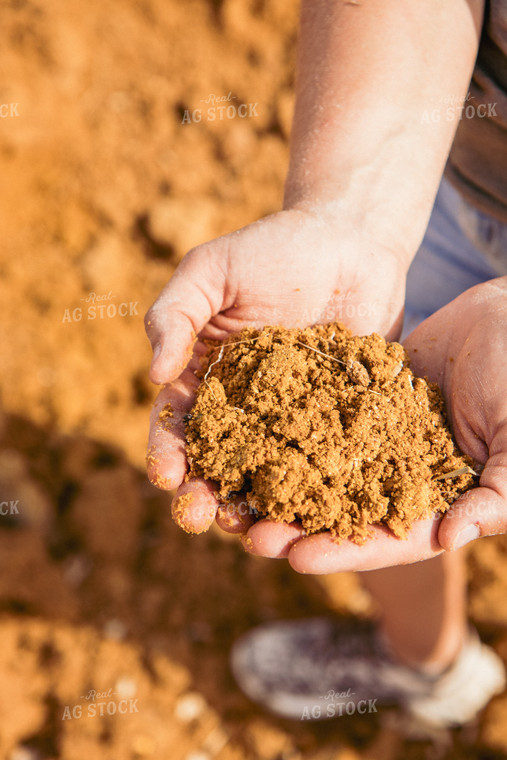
top-left (1, 0), bottom-right (507, 759)
top-left (186, 324), bottom-right (475, 541)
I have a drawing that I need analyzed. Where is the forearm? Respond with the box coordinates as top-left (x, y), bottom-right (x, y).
top-left (284, 0), bottom-right (484, 262)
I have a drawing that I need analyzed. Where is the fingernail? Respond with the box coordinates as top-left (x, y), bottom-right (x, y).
top-left (452, 523), bottom-right (481, 551)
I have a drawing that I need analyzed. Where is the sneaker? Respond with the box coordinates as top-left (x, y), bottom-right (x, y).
top-left (230, 617), bottom-right (506, 728)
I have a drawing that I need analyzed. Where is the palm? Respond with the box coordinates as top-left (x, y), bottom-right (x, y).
top-left (248, 279), bottom-right (507, 574)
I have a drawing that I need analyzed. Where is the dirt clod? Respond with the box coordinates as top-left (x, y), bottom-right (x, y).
top-left (183, 323), bottom-right (476, 542)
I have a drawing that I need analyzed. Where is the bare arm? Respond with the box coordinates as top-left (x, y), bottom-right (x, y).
top-left (285, 0), bottom-right (484, 258)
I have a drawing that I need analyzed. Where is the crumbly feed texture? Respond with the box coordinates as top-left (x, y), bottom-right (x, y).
top-left (183, 323), bottom-right (476, 543)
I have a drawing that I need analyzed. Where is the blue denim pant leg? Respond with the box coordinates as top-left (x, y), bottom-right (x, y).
top-left (402, 178), bottom-right (503, 340)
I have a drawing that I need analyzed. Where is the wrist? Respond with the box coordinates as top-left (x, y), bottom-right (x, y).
top-left (274, 205), bottom-right (409, 340)
top-left (282, 171), bottom-right (419, 276)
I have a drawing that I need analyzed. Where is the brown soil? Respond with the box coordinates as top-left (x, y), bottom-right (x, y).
top-left (2, 0), bottom-right (507, 758)
top-left (185, 323), bottom-right (475, 542)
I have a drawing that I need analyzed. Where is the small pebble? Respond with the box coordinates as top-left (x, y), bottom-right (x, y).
top-left (9, 748), bottom-right (40, 760)
top-left (346, 360), bottom-right (370, 387)
top-left (114, 676), bottom-right (137, 698)
top-left (174, 691), bottom-right (208, 722)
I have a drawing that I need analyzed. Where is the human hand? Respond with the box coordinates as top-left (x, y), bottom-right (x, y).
top-left (249, 278), bottom-right (507, 573)
top-left (145, 208), bottom-right (409, 533)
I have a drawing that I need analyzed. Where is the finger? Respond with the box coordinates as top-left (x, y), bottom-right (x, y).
top-left (171, 478), bottom-right (219, 534)
top-left (215, 497), bottom-right (257, 534)
top-left (145, 246), bottom-right (228, 384)
top-left (402, 313), bottom-right (452, 386)
top-left (287, 517), bottom-right (442, 574)
top-left (438, 425), bottom-right (507, 551)
top-left (241, 519), bottom-right (306, 558)
top-left (146, 370), bottom-right (199, 490)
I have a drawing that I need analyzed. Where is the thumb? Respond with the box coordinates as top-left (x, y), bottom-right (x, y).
top-left (438, 424), bottom-right (507, 551)
top-left (144, 244), bottom-right (227, 384)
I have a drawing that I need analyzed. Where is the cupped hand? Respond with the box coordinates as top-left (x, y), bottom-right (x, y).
top-left (257, 277), bottom-right (507, 574)
top-left (145, 208), bottom-right (408, 533)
